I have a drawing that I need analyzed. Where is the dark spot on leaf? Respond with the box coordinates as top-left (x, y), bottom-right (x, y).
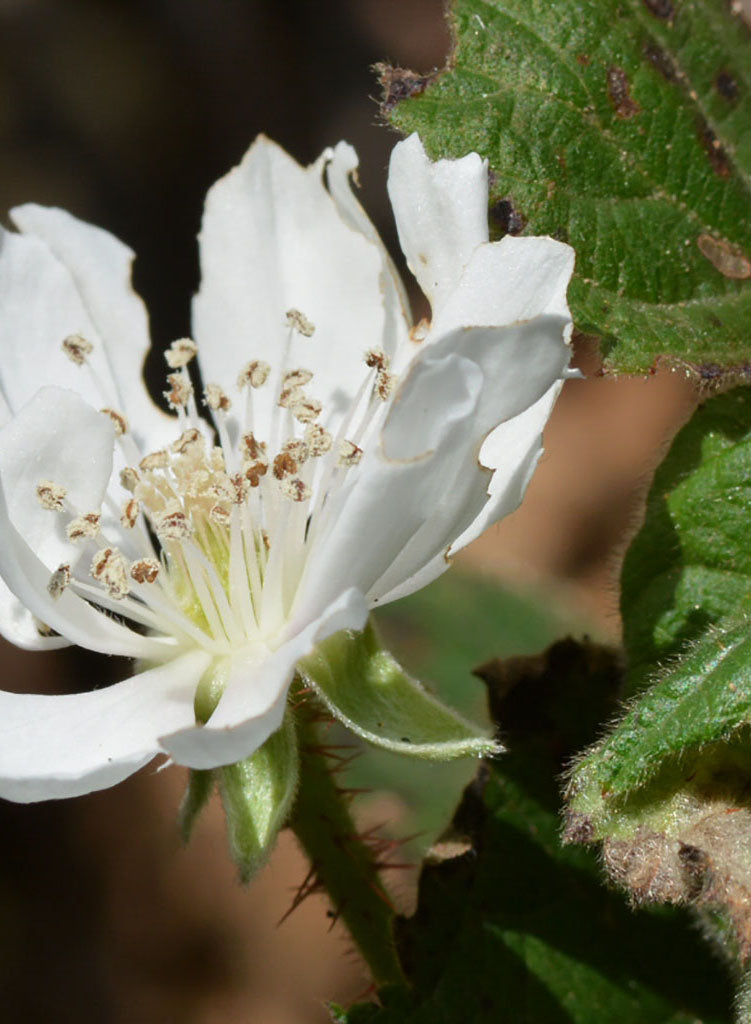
top-left (607, 66), bottom-right (641, 118)
top-left (699, 124), bottom-right (732, 177)
top-left (697, 234), bottom-right (751, 279)
top-left (644, 44), bottom-right (676, 81)
top-left (376, 63), bottom-right (438, 115)
top-left (576, 53), bottom-right (591, 66)
top-left (489, 198), bottom-right (526, 236)
top-left (716, 69), bottom-right (739, 102)
top-left (643, 0), bottom-right (674, 18)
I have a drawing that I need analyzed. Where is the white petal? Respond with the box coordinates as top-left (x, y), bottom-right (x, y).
top-left (193, 136), bottom-right (388, 439)
top-left (162, 588), bottom-right (368, 769)
top-left (297, 317), bottom-right (570, 612)
top-left (0, 387), bottom-right (114, 571)
top-left (431, 235), bottom-right (575, 338)
top-left (0, 649), bottom-right (210, 803)
top-left (387, 133), bottom-right (488, 310)
top-left (9, 205), bottom-right (174, 451)
top-left (0, 577), bottom-right (70, 650)
top-left (0, 474), bottom-right (176, 660)
top-left (325, 142), bottom-right (411, 355)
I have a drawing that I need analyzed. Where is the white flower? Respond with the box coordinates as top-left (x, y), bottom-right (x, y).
top-left (0, 133), bottom-right (574, 802)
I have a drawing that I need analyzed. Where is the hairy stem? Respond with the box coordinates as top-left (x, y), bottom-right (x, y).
top-left (289, 710), bottom-right (404, 987)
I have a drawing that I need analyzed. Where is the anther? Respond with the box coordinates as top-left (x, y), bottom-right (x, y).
top-left (170, 428), bottom-right (203, 455)
top-left (209, 504), bottom-right (231, 526)
top-left (165, 338), bottom-right (198, 369)
top-left (100, 408), bottom-right (128, 435)
top-left (154, 502), bottom-right (192, 541)
top-left (130, 558), bottom-right (160, 585)
top-left (375, 370), bottom-right (394, 401)
top-left (285, 308), bottom-right (316, 337)
top-left (281, 477), bottom-right (312, 502)
top-left (282, 368), bottom-right (314, 390)
top-left (365, 348), bottom-right (389, 371)
top-left (204, 383), bottom-right (231, 412)
top-left (91, 547), bottom-right (129, 600)
top-left (120, 498), bottom-right (139, 529)
top-left (292, 396), bottom-right (322, 424)
top-left (36, 480), bottom-right (66, 511)
top-left (281, 439), bottom-right (309, 465)
top-left (231, 473), bottom-right (250, 504)
top-left (273, 452), bottom-right (298, 479)
top-left (241, 433), bottom-right (267, 463)
top-left (304, 423), bottom-right (332, 456)
top-left (120, 467), bottom-right (140, 491)
top-left (47, 563), bottom-right (71, 599)
top-left (164, 372), bottom-right (193, 410)
top-left (338, 440), bottom-right (363, 467)
top-left (237, 360), bottom-right (271, 389)
top-left (66, 512), bottom-right (101, 542)
top-left (62, 334), bottom-right (93, 366)
top-left (140, 450), bottom-right (169, 472)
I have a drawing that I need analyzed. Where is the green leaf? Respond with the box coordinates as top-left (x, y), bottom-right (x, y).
top-left (299, 618), bottom-right (498, 760)
top-left (622, 387), bottom-right (751, 694)
top-left (384, 0), bottom-right (751, 377)
top-left (218, 714), bottom-right (299, 883)
top-left (336, 639), bottom-right (732, 1022)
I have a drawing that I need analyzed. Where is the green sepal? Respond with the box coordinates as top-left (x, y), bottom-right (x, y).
top-left (299, 619), bottom-right (499, 760)
top-left (178, 768), bottom-right (215, 844)
top-left (218, 713), bottom-right (299, 883)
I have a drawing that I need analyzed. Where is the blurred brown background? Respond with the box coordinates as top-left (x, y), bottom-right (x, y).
top-left (0, 1), bottom-right (707, 1021)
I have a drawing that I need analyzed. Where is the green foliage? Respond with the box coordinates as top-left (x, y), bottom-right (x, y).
top-left (622, 387), bottom-right (751, 694)
top-left (217, 715), bottom-right (299, 883)
top-left (299, 618), bottom-right (498, 760)
top-left (384, 0), bottom-right (751, 377)
top-left (335, 640), bottom-right (732, 1023)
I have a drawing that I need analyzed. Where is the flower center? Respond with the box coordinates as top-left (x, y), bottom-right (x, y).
top-left (40, 316), bottom-right (394, 656)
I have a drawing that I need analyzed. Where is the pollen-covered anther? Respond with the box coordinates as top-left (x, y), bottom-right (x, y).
top-left (237, 360), bottom-right (271, 389)
top-left (66, 512), bottom-right (101, 542)
top-left (165, 337), bottom-right (198, 369)
top-left (241, 432), bottom-right (267, 463)
top-left (375, 370), bottom-right (394, 401)
top-left (338, 440), bottom-right (363, 467)
top-left (170, 428), bottom-right (203, 455)
top-left (281, 439), bottom-right (309, 465)
top-left (140, 450), bottom-right (169, 472)
top-left (36, 480), bottom-right (67, 511)
top-left (231, 473), bottom-right (250, 504)
top-left (305, 423), bottom-right (332, 456)
top-left (209, 503), bottom-right (231, 526)
top-left (292, 395), bottom-right (322, 424)
top-left (120, 466), bottom-right (140, 492)
top-left (91, 547), bottom-right (129, 600)
top-left (204, 383), bottom-right (231, 412)
top-left (285, 308), bottom-right (316, 337)
top-left (100, 408), bottom-right (128, 435)
top-left (164, 372), bottom-right (193, 410)
top-left (365, 348), bottom-right (389, 371)
top-left (282, 368), bottom-right (314, 390)
top-left (62, 334), bottom-right (93, 366)
top-left (120, 498), bottom-right (139, 529)
top-left (130, 558), bottom-right (160, 585)
top-left (154, 502), bottom-right (193, 541)
top-left (281, 477), bottom-right (312, 502)
top-left (273, 451), bottom-right (298, 479)
top-left (279, 385), bottom-right (303, 410)
top-left (47, 563), bottom-right (71, 599)
top-left (245, 461), bottom-right (268, 488)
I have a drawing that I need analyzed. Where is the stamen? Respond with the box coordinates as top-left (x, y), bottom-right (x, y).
top-left (140, 451), bottom-right (169, 472)
top-left (210, 504), bottom-right (231, 526)
top-left (285, 308), bottom-right (316, 337)
top-left (120, 466), bottom-right (140, 491)
top-left (62, 334), bottom-right (93, 366)
top-left (47, 563), bottom-right (71, 599)
top-left (100, 408), bottom-right (128, 435)
top-left (165, 338), bottom-right (198, 369)
top-left (237, 360), bottom-right (271, 389)
top-left (164, 372), bottom-right (193, 411)
top-left (375, 370), bottom-right (394, 401)
top-left (281, 439), bottom-right (309, 465)
top-left (36, 480), bottom-right (66, 511)
top-left (273, 452), bottom-right (298, 479)
top-left (121, 498), bottom-right (139, 529)
top-left (292, 395), bottom-right (322, 424)
top-left (304, 423), bottom-right (332, 456)
top-left (130, 558), bottom-right (160, 584)
top-left (282, 368), bottom-right (314, 390)
top-left (281, 477), bottom-right (312, 502)
top-left (154, 501), bottom-right (193, 541)
top-left (204, 383), bottom-right (231, 412)
top-left (170, 428), bottom-right (203, 455)
top-left (66, 512), bottom-right (101, 541)
top-left (365, 348), bottom-right (389, 371)
top-left (91, 547), bottom-right (129, 600)
top-left (338, 440), bottom-right (363, 467)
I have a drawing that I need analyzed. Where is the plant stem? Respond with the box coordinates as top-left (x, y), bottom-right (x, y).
top-left (289, 711), bottom-right (405, 987)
